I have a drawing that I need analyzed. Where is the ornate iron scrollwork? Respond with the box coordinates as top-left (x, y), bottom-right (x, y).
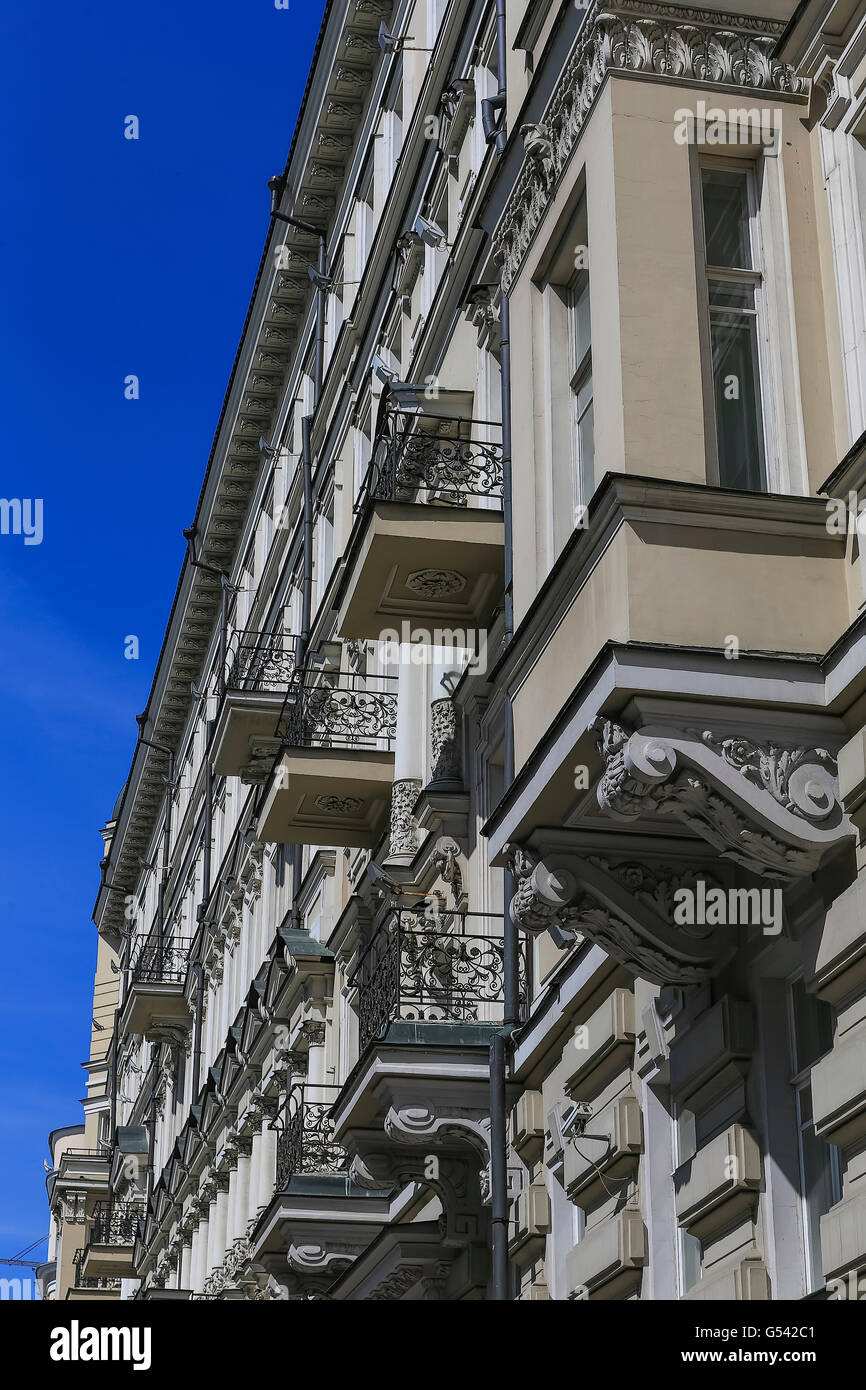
top-left (361, 411), bottom-right (504, 510)
top-left (354, 909), bottom-right (526, 1052)
top-left (225, 629), bottom-right (297, 692)
top-left (281, 671), bottom-right (398, 750)
top-left (130, 934), bottom-right (193, 986)
top-left (275, 1085), bottom-right (348, 1188)
top-left (90, 1199), bottom-right (145, 1247)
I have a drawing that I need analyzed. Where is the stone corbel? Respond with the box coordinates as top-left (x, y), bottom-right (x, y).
top-left (283, 1240), bottom-right (361, 1296)
top-left (438, 77), bottom-right (475, 156)
top-left (241, 738), bottom-right (281, 786)
top-left (505, 844), bottom-right (735, 985)
top-left (64, 1190), bottom-right (87, 1224)
top-left (593, 720), bottom-right (848, 880)
top-left (348, 1149), bottom-right (488, 1247)
top-left (383, 1101), bottom-right (491, 1159)
top-left (430, 836), bottom-right (467, 909)
top-left (463, 284), bottom-right (501, 354)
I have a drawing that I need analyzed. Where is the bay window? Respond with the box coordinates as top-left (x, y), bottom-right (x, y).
top-left (700, 162), bottom-right (770, 491)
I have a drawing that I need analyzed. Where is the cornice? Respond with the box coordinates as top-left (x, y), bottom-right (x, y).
top-left (493, 1), bottom-right (807, 291)
top-left (94, 0), bottom-right (393, 937)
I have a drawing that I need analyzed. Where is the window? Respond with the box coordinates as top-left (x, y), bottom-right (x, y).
top-left (700, 164), bottom-right (769, 491)
top-left (353, 397), bottom-right (373, 502)
top-left (421, 184), bottom-right (450, 314)
top-left (355, 160), bottom-right (374, 276)
top-left (788, 978), bottom-right (842, 1293)
top-left (427, 0), bottom-right (447, 44)
top-left (316, 496), bottom-right (334, 606)
top-left (569, 274), bottom-right (594, 518)
top-left (325, 252), bottom-right (345, 368)
top-left (672, 1102), bottom-right (702, 1294)
top-left (384, 82), bottom-right (403, 184)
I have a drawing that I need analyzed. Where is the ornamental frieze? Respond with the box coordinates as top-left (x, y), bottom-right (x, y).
top-left (493, 2), bottom-right (806, 290)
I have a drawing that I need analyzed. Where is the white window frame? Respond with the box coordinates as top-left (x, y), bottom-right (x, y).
top-left (568, 272), bottom-right (594, 522)
top-left (786, 977), bottom-right (842, 1295)
top-left (698, 156), bottom-right (776, 492)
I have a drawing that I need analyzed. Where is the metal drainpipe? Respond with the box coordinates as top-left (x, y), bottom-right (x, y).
top-left (146, 1043), bottom-right (158, 1204)
top-left (158, 760), bottom-right (173, 955)
top-left (191, 742), bottom-right (213, 1102)
top-left (269, 199), bottom-right (326, 934)
top-left (489, 0), bottom-right (516, 1303)
top-left (109, 1008), bottom-right (120, 1140)
top-left (289, 410), bottom-right (317, 933)
top-left (183, 536), bottom-right (231, 1097)
top-left (314, 238), bottom-right (326, 412)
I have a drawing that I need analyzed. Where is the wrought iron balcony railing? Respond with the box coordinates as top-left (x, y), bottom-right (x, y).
top-left (360, 411), bottom-right (504, 510)
top-left (279, 669), bottom-right (398, 751)
top-left (225, 628), bottom-right (297, 693)
top-left (72, 1249), bottom-right (121, 1291)
top-left (89, 1200), bottom-right (145, 1247)
top-left (352, 908), bottom-right (526, 1054)
top-left (129, 934), bottom-right (193, 987)
top-left (275, 1084), bottom-right (348, 1189)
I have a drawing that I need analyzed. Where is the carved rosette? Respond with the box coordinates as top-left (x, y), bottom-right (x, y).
top-left (405, 568), bottom-right (467, 597)
top-left (429, 698), bottom-right (463, 789)
top-left (389, 777), bottom-right (422, 860)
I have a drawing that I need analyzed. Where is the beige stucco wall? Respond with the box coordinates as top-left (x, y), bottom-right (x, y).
top-left (508, 73), bottom-right (842, 627)
top-left (511, 514), bottom-right (847, 770)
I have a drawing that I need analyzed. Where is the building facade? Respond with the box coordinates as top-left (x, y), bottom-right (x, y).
top-left (48, 0), bottom-right (866, 1300)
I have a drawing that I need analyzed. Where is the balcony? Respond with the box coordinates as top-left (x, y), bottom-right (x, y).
top-left (332, 908), bottom-right (525, 1148)
top-left (211, 628), bottom-right (297, 781)
top-left (276, 1084), bottom-right (349, 1188)
top-left (336, 410), bottom-right (505, 640)
top-left (249, 1083), bottom-right (391, 1297)
top-left (66, 1249), bottom-right (121, 1301)
top-left (119, 933), bottom-right (193, 1037)
top-left (79, 1201), bottom-right (144, 1281)
top-left (257, 668), bottom-right (397, 848)
top-left (355, 907), bottom-right (523, 1052)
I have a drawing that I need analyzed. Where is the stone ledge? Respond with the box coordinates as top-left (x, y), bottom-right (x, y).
top-left (675, 1124), bottom-right (763, 1242)
top-left (683, 1251), bottom-right (770, 1301)
top-left (566, 1207), bottom-right (646, 1299)
top-left (812, 1027), bottom-right (866, 1149)
top-left (565, 988), bottom-right (635, 1101)
top-left (820, 1188), bottom-right (866, 1282)
top-left (810, 871), bottom-right (866, 1008)
top-left (670, 996), bottom-right (753, 1115)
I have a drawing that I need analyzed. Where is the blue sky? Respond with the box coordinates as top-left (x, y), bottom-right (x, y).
top-left (0, 0), bottom-right (325, 1266)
